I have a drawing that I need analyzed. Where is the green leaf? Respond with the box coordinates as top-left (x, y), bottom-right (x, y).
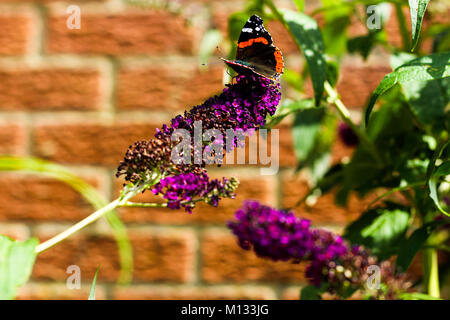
top-left (325, 60), bottom-right (339, 87)
top-left (279, 9), bottom-right (326, 105)
top-left (365, 52), bottom-right (450, 126)
top-left (0, 236), bottom-right (38, 299)
top-left (399, 292), bottom-right (442, 300)
top-left (390, 53), bottom-right (446, 126)
top-left (426, 141), bottom-right (450, 216)
top-left (292, 107), bottom-right (326, 162)
top-left (292, 0), bottom-right (304, 11)
top-left (0, 156), bottom-right (133, 284)
top-left (344, 207), bottom-right (410, 259)
top-left (198, 29), bottom-right (222, 66)
top-left (396, 221), bottom-right (444, 273)
top-left (434, 161), bottom-right (450, 177)
top-left (265, 99), bottom-right (315, 129)
top-left (300, 285), bottom-right (323, 300)
top-left (88, 266), bottom-right (100, 300)
top-left (409, 0), bottom-right (430, 51)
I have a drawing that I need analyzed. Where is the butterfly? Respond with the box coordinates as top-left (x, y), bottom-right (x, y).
top-left (222, 14), bottom-right (284, 81)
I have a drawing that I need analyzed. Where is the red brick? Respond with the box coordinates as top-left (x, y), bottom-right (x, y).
top-left (33, 230), bottom-right (195, 283)
top-left (113, 285), bottom-right (276, 300)
top-left (336, 63), bottom-right (391, 109)
top-left (0, 123), bottom-right (27, 155)
top-left (176, 66), bottom-right (223, 108)
top-left (47, 11), bottom-right (194, 55)
top-left (17, 283), bottom-right (107, 300)
top-left (115, 176), bottom-right (273, 225)
top-left (281, 175), bottom-right (377, 225)
top-left (33, 122), bottom-right (158, 166)
top-left (0, 175), bottom-right (100, 221)
top-left (117, 65), bottom-right (223, 111)
top-left (0, 14), bottom-right (32, 55)
top-left (201, 231), bottom-right (307, 284)
top-left (0, 68), bottom-right (101, 111)
top-left (267, 21), bottom-right (298, 55)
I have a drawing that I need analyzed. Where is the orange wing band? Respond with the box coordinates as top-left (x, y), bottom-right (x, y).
top-left (274, 48), bottom-right (283, 73)
top-left (238, 37), bottom-right (269, 48)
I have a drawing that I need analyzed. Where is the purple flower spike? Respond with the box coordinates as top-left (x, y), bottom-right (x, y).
top-left (228, 201), bottom-right (412, 299)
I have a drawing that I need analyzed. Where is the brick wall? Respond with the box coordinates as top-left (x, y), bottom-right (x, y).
top-left (0, 0), bottom-right (437, 300)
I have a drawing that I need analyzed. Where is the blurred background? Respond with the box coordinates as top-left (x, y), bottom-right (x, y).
top-left (0, 0), bottom-right (447, 299)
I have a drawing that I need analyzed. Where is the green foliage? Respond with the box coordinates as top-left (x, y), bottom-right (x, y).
top-left (409, 0), bottom-right (430, 52)
top-left (88, 266), bottom-right (101, 300)
top-left (396, 220), bottom-right (445, 272)
top-left (300, 284), bottom-right (326, 300)
top-left (277, 8), bottom-right (326, 105)
top-left (365, 52), bottom-right (450, 126)
top-left (0, 236), bottom-right (38, 300)
top-left (344, 207), bottom-right (411, 260)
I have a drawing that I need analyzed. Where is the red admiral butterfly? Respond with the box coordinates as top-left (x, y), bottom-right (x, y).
top-left (222, 15), bottom-right (284, 81)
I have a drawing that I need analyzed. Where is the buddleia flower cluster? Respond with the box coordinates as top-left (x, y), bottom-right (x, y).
top-left (116, 75), bottom-right (281, 211)
top-left (228, 201), bottom-right (413, 299)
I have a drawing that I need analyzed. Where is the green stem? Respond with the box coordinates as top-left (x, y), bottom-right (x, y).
top-left (394, 3), bottom-right (411, 51)
top-left (423, 246), bottom-right (440, 298)
top-left (35, 175), bottom-right (160, 254)
top-left (119, 201), bottom-right (167, 208)
top-left (324, 82), bottom-right (382, 164)
top-left (422, 213), bottom-right (440, 298)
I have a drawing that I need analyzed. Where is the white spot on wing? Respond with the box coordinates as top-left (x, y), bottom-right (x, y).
top-left (242, 28), bottom-right (253, 33)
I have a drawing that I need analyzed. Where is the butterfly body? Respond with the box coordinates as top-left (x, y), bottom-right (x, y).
top-left (223, 15), bottom-right (284, 81)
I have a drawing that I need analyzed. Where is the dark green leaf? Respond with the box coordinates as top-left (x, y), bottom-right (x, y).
top-left (300, 285), bottom-right (322, 300)
top-left (426, 141), bottom-right (450, 216)
top-left (279, 9), bottom-right (326, 105)
top-left (326, 60), bottom-right (339, 87)
top-left (434, 161), bottom-right (450, 177)
top-left (396, 220), bottom-right (444, 272)
top-left (88, 266), bottom-right (100, 300)
top-left (0, 235), bottom-right (38, 299)
top-left (428, 179), bottom-right (449, 216)
top-left (390, 53), bottom-right (446, 125)
top-left (292, 107), bottom-right (325, 162)
top-left (409, 0), bottom-right (430, 51)
top-left (344, 207), bottom-right (410, 259)
top-left (365, 52), bottom-right (450, 126)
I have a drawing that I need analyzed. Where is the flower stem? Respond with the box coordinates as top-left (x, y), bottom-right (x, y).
top-left (324, 81), bottom-right (382, 164)
top-left (119, 201), bottom-right (167, 208)
top-left (423, 247), bottom-right (440, 298)
top-left (35, 175), bottom-right (160, 254)
top-left (35, 198), bottom-right (122, 253)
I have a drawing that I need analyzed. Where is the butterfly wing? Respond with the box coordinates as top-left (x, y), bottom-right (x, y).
top-left (234, 15), bottom-right (284, 80)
